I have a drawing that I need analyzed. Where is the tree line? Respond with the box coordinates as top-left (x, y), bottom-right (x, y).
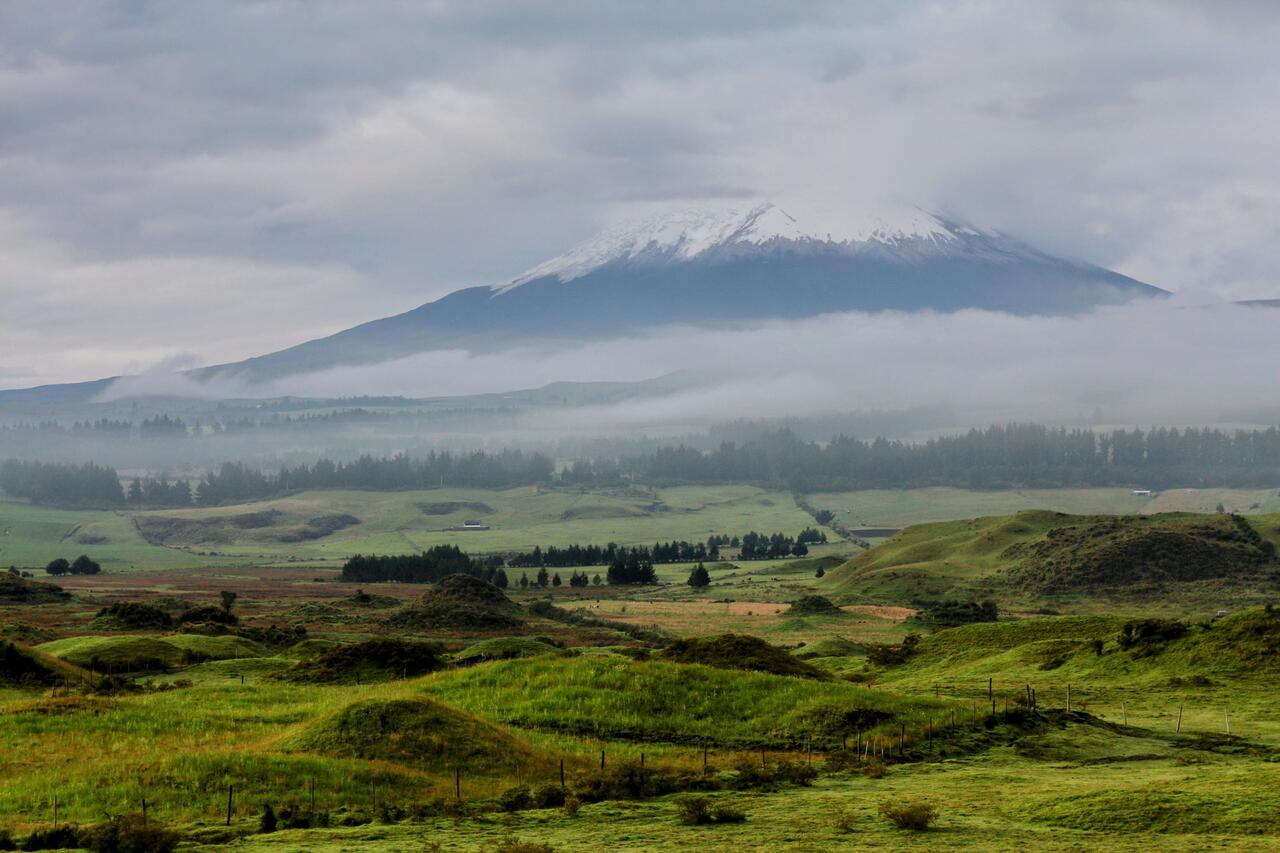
top-left (9, 423), bottom-right (1280, 508)
top-left (339, 546), bottom-right (508, 585)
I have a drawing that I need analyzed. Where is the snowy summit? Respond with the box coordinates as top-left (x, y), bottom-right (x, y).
top-left (499, 202), bottom-right (967, 291)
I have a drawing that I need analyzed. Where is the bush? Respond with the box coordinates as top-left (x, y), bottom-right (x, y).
top-left (727, 758), bottom-right (817, 791)
top-left (863, 759), bottom-right (887, 779)
top-left (562, 796), bottom-right (582, 817)
top-left (1118, 618), bottom-right (1187, 651)
top-left (20, 825), bottom-right (81, 851)
top-left (259, 804), bottom-right (277, 833)
top-left (0, 830), bottom-right (14, 852)
top-left (573, 762), bottom-right (717, 803)
top-left (81, 815), bottom-right (178, 853)
top-left (675, 796), bottom-right (746, 825)
top-left (878, 799), bottom-right (937, 831)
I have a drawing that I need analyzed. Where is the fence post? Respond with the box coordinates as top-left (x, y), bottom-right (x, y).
top-left (1122, 702), bottom-right (1127, 725)
top-left (142, 797), bottom-right (147, 827)
top-left (53, 794), bottom-right (57, 828)
top-left (309, 778), bottom-right (315, 814)
top-left (1224, 708), bottom-right (1230, 736)
top-left (455, 767), bottom-right (461, 802)
top-left (600, 749), bottom-right (605, 771)
top-left (1067, 684), bottom-right (1072, 713)
top-left (560, 759), bottom-right (566, 788)
top-left (1176, 704), bottom-right (1183, 733)
top-left (226, 784), bottom-right (233, 826)
top-left (702, 744), bottom-right (708, 774)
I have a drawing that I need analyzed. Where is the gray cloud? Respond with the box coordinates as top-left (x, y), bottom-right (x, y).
top-left (2, 1), bottom-right (1278, 387)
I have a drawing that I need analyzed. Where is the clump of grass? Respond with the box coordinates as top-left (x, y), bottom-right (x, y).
top-left (785, 596), bottom-right (843, 616)
top-left (863, 759), bottom-right (887, 779)
top-left (879, 798), bottom-right (938, 830)
top-left (490, 838), bottom-right (555, 853)
top-left (273, 638), bottom-right (444, 684)
top-left (675, 796), bottom-right (747, 825)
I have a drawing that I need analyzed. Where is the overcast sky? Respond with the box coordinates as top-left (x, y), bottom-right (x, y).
top-left (2, 1), bottom-right (1278, 389)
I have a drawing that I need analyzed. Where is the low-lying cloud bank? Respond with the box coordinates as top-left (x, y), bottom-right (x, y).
top-left (100, 302), bottom-right (1280, 430)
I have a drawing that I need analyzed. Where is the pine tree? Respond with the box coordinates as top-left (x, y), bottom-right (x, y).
top-left (494, 568), bottom-right (509, 589)
top-left (536, 567), bottom-right (549, 588)
top-left (552, 572), bottom-right (562, 587)
top-left (519, 572), bottom-right (529, 589)
top-left (687, 562), bottom-right (710, 588)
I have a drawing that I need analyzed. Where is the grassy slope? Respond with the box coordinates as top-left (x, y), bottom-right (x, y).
top-left (821, 509), bottom-right (1280, 610)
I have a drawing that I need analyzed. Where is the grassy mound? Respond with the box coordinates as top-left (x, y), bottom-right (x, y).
top-left (285, 697), bottom-right (551, 776)
top-left (824, 510), bottom-right (1280, 603)
top-left (276, 513), bottom-right (360, 542)
top-left (660, 634), bottom-right (826, 680)
top-left (38, 636), bottom-right (186, 672)
top-left (785, 595), bottom-right (843, 616)
top-left (422, 655), bottom-right (939, 747)
top-left (0, 572), bottom-right (70, 604)
top-left (37, 634), bottom-right (265, 672)
top-left (1005, 514), bottom-right (1277, 593)
top-left (274, 638), bottom-right (444, 683)
top-left (418, 501), bottom-right (494, 516)
top-left (793, 636), bottom-right (867, 660)
top-left (89, 601), bottom-right (174, 630)
top-left (384, 574), bottom-right (523, 632)
top-left (452, 636), bottom-right (562, 665)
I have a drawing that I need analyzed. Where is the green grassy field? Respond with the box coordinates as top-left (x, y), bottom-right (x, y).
top-left (809, 486), bottom-right (1280, 529)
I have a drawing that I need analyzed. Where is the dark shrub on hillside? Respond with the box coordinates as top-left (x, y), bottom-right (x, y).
top-left (81, 814), bottom-right (178, 853)
top-left (785, 596), bottom-right (842, 616)
top-left (0, 642), bottom-right (63, 687)
top-left (661, 634), bottom-right (826, 679)
top-left (676, 796), bottom-right (747, 825)
top-left (0, 573), bottom-right (69, 604)
top-left (878, 799), bottom-right (938, 831)
top-left (92, 601), bottom-right (173, 630)
top-left (866, 634), bottom-right (920, 666)
top-left (19, 825), bottom-right (82, 851)
top-left (915, 600), bottom-right (998, 628)
top-left (178, 605), bottom-right (238, 626)
top-left (275, 638), bottom-right (444, 683)
top-left (572, 762), bottom-right (717, 803)
top-left (727, 758), bottom-right (817, 791)
top-left (384, 574), bottom-right (523, 631)
top-left (1118, 618), bottom-right (1187, 651)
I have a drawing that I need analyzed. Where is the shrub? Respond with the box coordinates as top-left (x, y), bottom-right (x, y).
top-left (878, 799), bottom-right (938, 831)
top-left (562, 796), bottom-right (582, 817)
top-left (0, 830), bottom-right (14, 852)
top-left (1118, 619), bottom-right (1186, 651)
top-left (498, 786), bottom-right (534, 812)
top-left (676, 796), bottom-right (746, 825)
top-left (833, 811), bottom-right (859, 833)
top-left (863, 759), bottom-right (887, 779)
top-left (259, 804), bottom-right (277, 833)
top-left (531, 784), bottom-right (566, 809)
top-left (81, 815), bottom-right (178, 853)
top-left (20, 825), bottom-right (81, 850)
top-left (573, 762), bottom-right (717, 803)
top-left (727, 758), bottom-right (817, 791)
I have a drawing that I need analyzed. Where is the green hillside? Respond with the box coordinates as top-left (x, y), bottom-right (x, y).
top-left (822, 510), bottom-right (1280, 609)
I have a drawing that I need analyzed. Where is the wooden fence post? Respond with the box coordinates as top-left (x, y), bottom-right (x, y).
top-left (703, 744), bottom-right (708, 774)
top-left (1224, 708), bottom-right (1230, 736)
top-left (1122, 702), bottom-right (1127, 725)
top-left (1067, 684), bottom-right (1072, 713)
top-left (600, 749), bottom-right (605, 771)
top-left (141, 797), bottom-right (147, 826)
top-left (226, 784), bottom-right (233, 826)
top-left (53, 794), bottom-right (57, 828)
top-left (455, 767), bottom-right (461, 802)
top-left (560, 759), bottom-right (566, 788)
top-left (1176, 704), bottom-right (1183, 733)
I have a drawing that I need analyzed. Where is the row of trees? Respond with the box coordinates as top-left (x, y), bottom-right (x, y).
top-left (12, 423), bottom-right (1280, 509)
top-left (339, 546), bottom-right (505, 585)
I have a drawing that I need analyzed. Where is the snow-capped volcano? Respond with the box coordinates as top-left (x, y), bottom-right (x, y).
top-left (1, 200), bottom-right (1169, 400)
top-left (500, 202), bottom-right (966, 291)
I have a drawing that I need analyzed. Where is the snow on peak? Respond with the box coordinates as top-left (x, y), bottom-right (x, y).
top-left (498, 201), bottom-right (966, 291)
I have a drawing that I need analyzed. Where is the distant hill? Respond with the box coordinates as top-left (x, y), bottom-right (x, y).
top-left (822, 510), bottom-right (1280, 606)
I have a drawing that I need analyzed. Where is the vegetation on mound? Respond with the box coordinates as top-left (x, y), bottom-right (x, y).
top-left (453, 637), bottom-right (563, 665)
top-left (793, 636), bottom-right (867, 659)
top-left (418, 500), bottom-right (494, 516)
top-left (0, 641), bottom-right (75, 687)
top-left (384, 574), bottom-right (523, 631)
top-left (1005, 514), bottom-right (1277, 593)
top-left (0, 572), bottom-right (69, 604)
top-left (662, 634), bottom-right (827, 680)
top-left (285, 697), bottom-right (549, 776)
top-left (785, 596), bottom-right (844, 616)
top-left (914, 599), bottom-right (999, 628)
top-left (274, 638), bottom-right (445, 683)
top-left (90, 601), bottom-right (174, 630)
top-left (348, 588), bottom-right (399, 608)
top-left (277, 513), bottom-right (361, 542)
